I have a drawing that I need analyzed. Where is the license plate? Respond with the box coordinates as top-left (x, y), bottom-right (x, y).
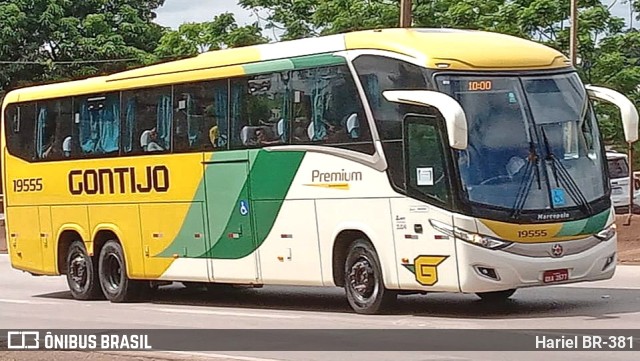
top-left (543, 269), bottom-right (569, 283)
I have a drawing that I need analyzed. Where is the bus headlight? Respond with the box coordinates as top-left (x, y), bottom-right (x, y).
top-left (455, 230), bottom-right (512, 250)
top-left (429, 220), bottom-right (512, 250)
top-left (595, 224), bottom-right (616, 242)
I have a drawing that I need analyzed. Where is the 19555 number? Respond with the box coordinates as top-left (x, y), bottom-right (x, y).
top-left (13, 178), bottom-right (43, 193)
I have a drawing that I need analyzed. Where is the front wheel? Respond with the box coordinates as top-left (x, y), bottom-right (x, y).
top-left (98, 240), bottom-right (142, 303)
top-left (66, 241), bottom-right (103, 300)
top-left (344, 240), bottom-right (397, 314)
top-left (476, 289), bottom-right (516, 302)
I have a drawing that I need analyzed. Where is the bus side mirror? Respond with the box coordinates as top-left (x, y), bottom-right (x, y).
top-left (586, 85), bottom-right (639, 143)
top-left (382, 90), bottom-right (468, 150)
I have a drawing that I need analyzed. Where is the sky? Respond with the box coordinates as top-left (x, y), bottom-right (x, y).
top-left (155, 0), bottom-right (256, 29)
top-left (154, 0), bottom-right (637, 31)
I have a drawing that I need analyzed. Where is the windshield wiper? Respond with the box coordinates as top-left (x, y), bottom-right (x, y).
top-left (540, 125), bottom-right (593, 215)
top-left (512, 141), bottom-right (542, 218)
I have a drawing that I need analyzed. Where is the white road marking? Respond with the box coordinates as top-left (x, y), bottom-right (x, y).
top-left (152, 307), bottom-right (301, 319)
top-left (0, 298), bottom-right (62, 305)
top-left (166, 351), bottom-right (284, 361)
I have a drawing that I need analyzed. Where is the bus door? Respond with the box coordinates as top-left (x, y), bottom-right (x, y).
top-left (203, 156), bottom-right (259, 284)
top-left (391, 114), bottom-right (460, 292)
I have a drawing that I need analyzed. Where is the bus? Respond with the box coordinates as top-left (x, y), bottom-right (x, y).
top-left (2, 28), bottom-right (638, 314)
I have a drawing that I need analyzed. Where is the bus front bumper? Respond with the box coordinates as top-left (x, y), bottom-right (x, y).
top-left (455, 237), bottom-right (617, 293)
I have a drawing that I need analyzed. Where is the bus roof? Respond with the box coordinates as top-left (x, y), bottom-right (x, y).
top-left (3, 28), bottom-right (570, 103)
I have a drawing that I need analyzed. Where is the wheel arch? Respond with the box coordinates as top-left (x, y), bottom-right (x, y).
top-left (330, 223), bottom-right (398, 289)
top-left (56, 228), bottom-right (86, 275)
top-left (91, 224), bottom-right (131, 276)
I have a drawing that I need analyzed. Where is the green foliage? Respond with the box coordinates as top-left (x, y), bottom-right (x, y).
top-left (239, 0), bottom-right (320, 39)
top-left (0, 0), bottom-right (165, 91)
top-left (154, 12), bottom-right (268, 59)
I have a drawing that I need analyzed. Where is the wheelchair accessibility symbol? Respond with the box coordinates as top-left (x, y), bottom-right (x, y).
top-left (551, 188), bottom-right (566, 207)
top-left (239, 200), bottom-right (249, 216)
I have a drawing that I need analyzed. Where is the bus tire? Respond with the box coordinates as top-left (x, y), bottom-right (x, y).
top-left (476, 289), bottom-right (516, 302)
top-left (65, 241), bottom-right (104, 300)
top-left (98, 240), bottom-right (141, 303)
top-left (344, 239), bottom-right (397, 314)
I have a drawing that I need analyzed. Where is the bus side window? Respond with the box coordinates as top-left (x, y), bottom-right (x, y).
top-left (231, 72), bottom-right (290, 149)
top-left (74, 93), bottom-right (121, 157)
top-left (352, 55), bottom-right (431, 187)
top-left (291, 65), bottom-right (374, 154)
top-left (121, 87), bottom-right (172, 154)
top-left (5, 104), bottom-right (36, 161)
top-left (174, 80), bottom-right (229, 152)
top-left (37, 99), bottom-right (73, 160)
top-left (352, 55), bottom-right (429, 140)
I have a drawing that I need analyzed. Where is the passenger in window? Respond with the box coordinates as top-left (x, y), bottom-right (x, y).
top-left (42, 131), bottom-right (60, 158)
top-left (209, 124), bottom-right (219, 147)
top-left (506, 156), bottom-right (526, 179)
top-left (325, 123), bottom-right (352, 144)
top-left (290, 94), bottom-right (309, 141)
top-left (308, 118), bottom-right (351, 143)
top-left (293, 121), bottom-right (309, 142)
top-left (40, 129), bottom-right (59, 159)
top-left (256, 128), bottom-right (280, 146)
top-left (140, 128), bottom-right (164, 152)
top-left (42, 140), bottom-right (55, 159)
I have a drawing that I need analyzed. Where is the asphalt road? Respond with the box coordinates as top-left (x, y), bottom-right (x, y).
top-left (1, 254), bottom-right (639, 361)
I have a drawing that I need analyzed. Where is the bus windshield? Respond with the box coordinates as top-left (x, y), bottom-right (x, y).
top-left (436, 73), bottom-right (607, 213)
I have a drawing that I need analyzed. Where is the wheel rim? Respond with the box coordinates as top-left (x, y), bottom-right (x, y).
top-left (69, 252), bottom-right (88, 291)
top-left (348, 255), bottom-right (377, 303)
top-left (104, 253), bottom-right (123, 292)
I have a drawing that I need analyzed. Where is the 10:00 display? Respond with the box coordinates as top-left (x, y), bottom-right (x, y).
top-left (13, 178), bottom-right (43, 192)
top-left (468, 80), bottom-right (492, 91)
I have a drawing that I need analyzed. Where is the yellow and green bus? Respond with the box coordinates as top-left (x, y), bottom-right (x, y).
top-left (2, 28), bottom-right (638, 314)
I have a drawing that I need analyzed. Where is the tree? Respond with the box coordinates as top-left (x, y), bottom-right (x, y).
top-left (0, 0), bottom-right (166, 92)
top-left (239, 0), bottom-right (321, 40)
top-left (238, 0), bottom-right (623, 44)
top-left (589, 28), bottom-right (640, 157)
top-left (154, 12), bottom-right (268, 59)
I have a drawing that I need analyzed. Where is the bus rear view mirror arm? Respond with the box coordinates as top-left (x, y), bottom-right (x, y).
top-left (586, 85), bottom-right (639, 143)
top-left (382, 90), bottom-right (468, 150)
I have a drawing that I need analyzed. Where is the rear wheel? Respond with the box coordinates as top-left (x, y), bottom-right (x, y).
top-left (98, 240), bottom-right (142, 302)
top-left (476, 289), bottom-right (516, 302)
top-left (65, 241), bottom-right (103, 300)
top-left (344, 240), bottom-right (397, 314)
